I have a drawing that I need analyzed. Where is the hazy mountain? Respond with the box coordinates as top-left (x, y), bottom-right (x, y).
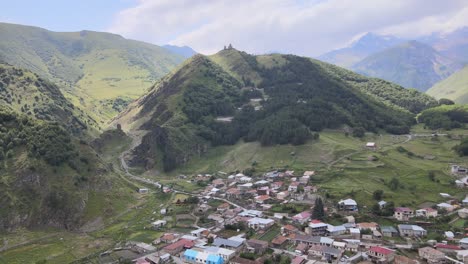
top-left (162, 44), bottom-right (197, 58)
top-left (352, 41), bottom-right (463, 91)
top-left (419, 27), bottom-right (468, 63)
top-left (113, 48), bottom-right (435, 172)
top-left (318, 32), bottom-right (406, 67)
top-left (0, 22), bottom-right (186, 126)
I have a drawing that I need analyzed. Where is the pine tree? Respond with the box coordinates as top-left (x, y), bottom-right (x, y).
top-left (312, 197), bottom-right (325, 220)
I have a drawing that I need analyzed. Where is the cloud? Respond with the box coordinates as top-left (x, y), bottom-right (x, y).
top-left (108, 0), bottom-right (468, 56)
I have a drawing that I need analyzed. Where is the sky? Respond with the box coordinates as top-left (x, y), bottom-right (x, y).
top-left (2, 0), bottom-right (468, 56)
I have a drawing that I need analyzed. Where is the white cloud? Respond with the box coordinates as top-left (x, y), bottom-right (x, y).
top-left (108, 0), bottom-right (468, 56)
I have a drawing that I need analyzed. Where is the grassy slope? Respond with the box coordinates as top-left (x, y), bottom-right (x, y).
top-left (0, 22), bottom-right (185, 126)
top-left (427, 66), bottom-right (468, 103)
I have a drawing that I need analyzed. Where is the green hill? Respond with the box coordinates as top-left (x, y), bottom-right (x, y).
top-left (427, 66), bottom-right (468, 103)
top-left (0, 22), bottom-right (186, 126)
top-left (114, 48), bottom-right (437, 172)
top-left (352, 41), bottom-right (463, 91)
top-left (0, 63), bottom-right (98, 135)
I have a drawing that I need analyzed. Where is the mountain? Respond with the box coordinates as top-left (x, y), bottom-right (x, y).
top-left (427, 65), bottom-right (468, 103)
top-left (0, 22), bottom-right (186, 126)
top-left (419, 27), bottom-right (468, 63)
top-left (351, 41), bottom-right (463, 91)
top-left (318, 33), bottom-right (405, 67)
top-left (0, 66), bottom-right (133, 231)
top-left (114, 48), bottom-right (436, 172)
top-left (163, 44), bottom-right (197, 58)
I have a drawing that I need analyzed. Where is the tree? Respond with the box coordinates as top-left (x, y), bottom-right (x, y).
top-left (428, 171), bottom-right (436, 182)
top-left (371, 203), bottom-right (381, 215)
top-left (373, 190), bottom-right (384, 200)
top-left (389, 178), bottom-right (400, 191)
top-left (312, 197), bottom-right (325, 220)
top-left (186, 196), bottom-right (199, 204)
top-left (352, 127), bottom-right (365, 138)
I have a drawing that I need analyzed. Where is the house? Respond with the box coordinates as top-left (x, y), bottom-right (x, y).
top-left (288, 182), bottom-right (301, 192)
top-left (247, 218), bottom-right (274, 230)
top-left (239, 210), bottom-right (263, 217)
top-left (204, 247), bottom-right (236, 261)
top-left (197, 203), bottom-right (211, 213)
top-left (160, 233), bottom-right (179, 244)
top-left (366, 142), bottom-right (377, 149)
top-left (463, 196), bottom-right (468, 206)
top-left (367, 246), bottom-right (395, 263)
top-left (295, 243), bottom-right (308, 254)
top-left (238, 183), bottom-right (253, 191)
top-left (380, 226), bottom-right (399, 237)
top-left (457, 250), bottom-right (468, 263)
top-left (212, 237), bottom-right (244, 252)
top-left (308, 221), bottom-right (328, 236)
top-left (459, 208), bottom-right (468, 218)
top-left (304, 185), bottom-right (318, 193)
top-left (292, 256), bottom-right (306, 264)
top-left (163, 239), bottom-right (194, 255)
top-left (455, 180), bottom-right (465, 188)
top-left (272, 235), bottom-right (288, 248)
top-left (255, 195), bottom-right (271, 204)
top-left (133, 242), bottom-right (157, 253)
top-left (418, 247), bottom-right (446, 264)
top-left (212, 179), bottom-right (225, 188)
top-left (332, 241), bottom-right (346, 251)
top-left (217, 203), bottom-right (230, 213)
top-left (437, 202), bottom-right (455, 212)
top-left (293, 234), bottom-right (334, 247)
top-left (349, 228), bottom-right (360, 239)
top-left (460, 238), bottom-right (468, 249)
top-left (226, 188), bottom-right (241, 199)
top-left (415, 208), bottom-right (438, 218)
top-left (451, 165), bottom-right (468, 175)
top-left (240, 176), bottom-right (252, 183)
top-left (435, 243), bottom-right (461, 252)
top-left (299, 176), bottom-right (310, 184)
top-left (254, 180), bottom-right (269, 186)
top-left (394, 207), bottom-right (414, 221)
top-left (338, 199), bottom-right (358, 212)
top-left (282, 224), bottom-right (299, 235)
top-left (326, 225), bottom-right (347, 236)
top-left (440, 193), bottom-right (451, 198)
top-left (398, 224), bottom-right (427, 237)
top-left (271, 181), bottom-right (284, 190)
top-left (191, 228), bottom-right (208, 238)
top-left (246, 239), bottom-right (269, 254)
top-left (357, 222), bottom-right (379, 231)
top-left (303, 171), bottom-right (315, 177)
top-left (183, 249), bottom-right (224, 264)
top-left (276, 191), bottom-right (289, 200)
top-left (151, 220), bottom-right (167, 229)
top-left (292, 212), bottom-right (312, 224)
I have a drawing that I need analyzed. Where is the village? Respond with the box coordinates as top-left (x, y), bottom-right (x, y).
top-left (113, 145), bottom-right (468, 264)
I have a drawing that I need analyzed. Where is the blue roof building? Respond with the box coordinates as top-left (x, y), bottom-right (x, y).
top-left (183, 249), bottom-right (224, 264)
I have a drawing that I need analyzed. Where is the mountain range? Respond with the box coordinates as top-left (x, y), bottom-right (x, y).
top-left (318, 28), bottom-right (468, 92)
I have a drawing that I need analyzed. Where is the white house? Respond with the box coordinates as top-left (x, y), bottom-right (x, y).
top-left (338, 199), bottom-right (358, 212)
top-left (247, 218), bottom-right (274, 230)
top-left (151, 220), bottom-right (167, 229)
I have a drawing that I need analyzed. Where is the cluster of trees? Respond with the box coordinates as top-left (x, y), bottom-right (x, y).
top-left (453, 137), bottom-right (468, 156)
top-left (0, 108), bottom-right (77, 166)
top-left (418, 105), bottom-right (468, 130)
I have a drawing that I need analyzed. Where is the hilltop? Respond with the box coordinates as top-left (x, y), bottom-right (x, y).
top-left (114, 48), bottom-right (437, 172)
top-left (352, 41), bottom-right (462, 91)
top-left (0, 22), bottom-right (186, 126)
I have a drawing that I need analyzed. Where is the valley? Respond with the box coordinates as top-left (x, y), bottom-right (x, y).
top-left (1, 14), bottom-right (468, 264)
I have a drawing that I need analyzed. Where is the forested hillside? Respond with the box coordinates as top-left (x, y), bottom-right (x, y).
top-left (115, 49), bottom-right (436, 172)
top-left (0, 107), bottom-right (130, 230)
